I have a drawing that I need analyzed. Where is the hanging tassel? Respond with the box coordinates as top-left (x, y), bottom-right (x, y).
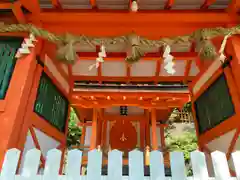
top-left (163, 45), bottom-right (171, 58)
top-left (56, 41), bottom-right (77, 64)
top-left (125, 44), bottom-right (144, 64)
top-left (198, 40), bottom-right (218, 61)
top-left (88, 57), bottom-right (104, 71)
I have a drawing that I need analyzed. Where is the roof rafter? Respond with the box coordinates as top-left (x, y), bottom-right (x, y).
top-left (154, 48), bottom-right (163, 84)
top-left (90, 0), bottom-right (97, 9)
top-left (96, 45), bottom-right (102, 84)
top-left (19, 0), bottom-right (41, 14)
top-left (51, 0), bottom-right (62, 9)
top-left (201, 0), bottom-right (216, 9)
top-left (12, 1), bottom-right (26, 23)
top-left (165, 0), bottom-right (174, 9)
top-left (184, 43), bottom-right (196, 82)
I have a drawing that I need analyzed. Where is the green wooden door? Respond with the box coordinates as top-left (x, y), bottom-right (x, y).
top-left (0, 38), bottom-right (23, 99)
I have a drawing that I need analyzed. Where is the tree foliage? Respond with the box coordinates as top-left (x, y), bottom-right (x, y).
top-left (67, 108), bottom-right (82, 147)
top-left (183, 101), bottom-right (192, 112)
top-left (165, 125), bottom-right (198, 176)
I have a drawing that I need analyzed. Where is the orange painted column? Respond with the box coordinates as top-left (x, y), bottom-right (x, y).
top-left (80, 124), bottom-right (86, 146)
top-left (0, 47), bottom-right (38, 168)
top-left (144, 110), bottom-right (150, 147)
top-left (160, 124), bottom-right (165, 149)
top-left (151, 108), bottom-right (158, 150)
top-left (90, 108), bottom-right (98, 150)
top-left (140, 118), bottom-right (145, 149)
top-left (101, 119), bottom-right (107, 147)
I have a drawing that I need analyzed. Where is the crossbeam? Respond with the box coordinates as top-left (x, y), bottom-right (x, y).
top-left (25, 11), bottom-right (238, 38)
top-left (27, 10), bottom-right (235, 23)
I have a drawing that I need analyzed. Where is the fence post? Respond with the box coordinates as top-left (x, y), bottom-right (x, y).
top-left (170, 152), bottom-right (186, 180)
top-left (0, 149), bottom-right (20, 180)
top-left (87, 149), bottom-right (102, 180)
top-left (191, 150), bottom-right (209, 180)
top-left (129, 150), bottom-right (144, 180)
top-left (21, 149), bottom-right (41, 179)
top-left (150, 150), bottom-right (165, 180)
top-left (211, 151), bottom-right (231, 180)
top-left (42, 149), bottom-right (62, 180)
top-left (65, 149), bottom-right (82, 180)
top-left (108, 150), bottom-right (122, 180)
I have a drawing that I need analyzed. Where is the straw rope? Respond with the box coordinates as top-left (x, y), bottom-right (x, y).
top-left (1, 23), bottom-right (239, 64)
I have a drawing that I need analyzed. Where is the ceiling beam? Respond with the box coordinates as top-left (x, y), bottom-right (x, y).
top-left (28, 11), bottom-right (236, 24)
top-left (201, 0), bottom-right (216, 9)
top-left (72, 75), bottom-right (194, 82)
top-left (0, 3), bottom-right (12, 9)
top-left (25, 11), bottom-right (238, 38)
top-left (38, 22), bottom-right (238, 39)
top-left (71, 98), bottom-right (184, 109)
top-left (77, 52), bottom-right (197, 60)
top-left (72, 91), bottom-right (189, 98)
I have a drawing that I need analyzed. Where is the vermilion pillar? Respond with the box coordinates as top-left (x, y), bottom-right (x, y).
top-left (0, 45), bottom-right (38, 168)
top-left (151, 108), bottom-right (158, 150)
top-left (90, 108), bottom-right (98, 150)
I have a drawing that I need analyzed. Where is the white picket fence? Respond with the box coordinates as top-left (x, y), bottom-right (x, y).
top-left (0, 148), bottom-right (240, 180)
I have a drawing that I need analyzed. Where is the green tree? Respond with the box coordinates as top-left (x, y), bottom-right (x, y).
top-left (67, 108), bottom-right (82, 147)
top-left (165, 131), bottom-right (198, 176)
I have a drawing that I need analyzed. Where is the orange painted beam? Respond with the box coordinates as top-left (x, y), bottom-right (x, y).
top-left (31, 112), bottom-right (66, 143)
top-left (41, 23), bottom-right (237, 39)
top-left (201, 0), bottom-right (216, 9)
top-left (0, 100), bottom-right (6, 112)
top-left (184, 60), bottom-right (192, 82)
top-left (24, 11), bottom-right (238, 38)
top-left (19, 0), bottom-right (41, 14)
top-left (28, 11), bottom-right (234, 24)
top-left (12, 1), bottom-right (26, 23)
top-left (0, 32), bottom-right (29, 37)
top-left (0, 2), bottom-right (12, 9)
top-left (73, 75), bottom-right (194, 82)
top-left (72, 91), bottom-right (189, 98)
top-left (29, 127), bottom-right (46, 165)
top-left (78, 52), bottom-right (198, 60)
top-left (71, 99), bottom-right (185, 109)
